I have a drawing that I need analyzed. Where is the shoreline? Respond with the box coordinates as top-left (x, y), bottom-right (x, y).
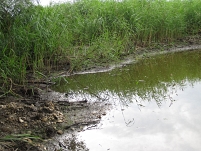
top-left (66, 44), bottom-right (201, 76)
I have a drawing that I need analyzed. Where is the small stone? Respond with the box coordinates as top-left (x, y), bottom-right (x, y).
top-left (0, 105), bottom-right (6, 109)
top-left (42, 117), bottom-right (48, 122)
top-left (102, 112), bottom-right (107, 116)
top-left (8, 114), bottom-right (16, 120)
top-left (97, 115), bottom-right (101, 119)
top-left (19, 117), bottom-right (24, 123)
top-left (57, 119), bottom-right (63, 123)
top-left (23, 138), bottom-right (32, 144)
top-left (57, 130), bottom-right (63, 135)
top-left (27, 131), bottom-right (32, 134)
top-left (70, 127), bottom-right (75, 131)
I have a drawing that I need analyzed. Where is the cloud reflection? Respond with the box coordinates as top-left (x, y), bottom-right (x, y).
top-left (78, 82), bottom-right (201, 151)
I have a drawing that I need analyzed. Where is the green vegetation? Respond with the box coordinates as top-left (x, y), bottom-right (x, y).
top-left (0, 133), bottom-right (41, 149)
top-left (1, 0), bottom-right (201, 95)
top-left (0, 133), bottom-right (41, 142)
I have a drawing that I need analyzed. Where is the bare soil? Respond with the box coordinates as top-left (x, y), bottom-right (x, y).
top-left (0, 84), bottom-right (110, 151)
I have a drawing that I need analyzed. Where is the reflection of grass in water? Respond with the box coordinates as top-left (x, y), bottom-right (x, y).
top-left (108, 51), bottom-right (201, 106)
top-left (53, 50), bottom-right (201, 106)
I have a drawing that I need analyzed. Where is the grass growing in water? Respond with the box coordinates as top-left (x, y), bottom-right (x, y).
top-left (1, 0), bottom-right (201, 95)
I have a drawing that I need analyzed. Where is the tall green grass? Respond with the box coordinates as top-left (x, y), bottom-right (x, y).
top-left (1, 0), bottom-right (201, 95)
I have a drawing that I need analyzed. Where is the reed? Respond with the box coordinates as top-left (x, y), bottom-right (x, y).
top-left (1, 0), bottom-right (201, 95)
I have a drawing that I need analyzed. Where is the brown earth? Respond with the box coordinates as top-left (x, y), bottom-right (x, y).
top-left (0, 85), bottom-right (110, 151)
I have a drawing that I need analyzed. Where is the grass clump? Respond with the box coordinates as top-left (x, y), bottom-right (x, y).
top-left (1, 0), bottom-right (201, 95)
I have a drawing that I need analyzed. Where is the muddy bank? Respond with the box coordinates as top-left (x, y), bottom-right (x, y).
top-left (0, 87), bottom-right (110, 151)
top-left (73, 44), bottom-right (201, 75)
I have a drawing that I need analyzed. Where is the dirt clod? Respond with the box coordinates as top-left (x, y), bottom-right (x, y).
top-left (0, 95), bottom-right (66, 151)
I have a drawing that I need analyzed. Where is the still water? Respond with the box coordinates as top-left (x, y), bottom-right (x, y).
top-left (52, 50), bottom-right (201, 151)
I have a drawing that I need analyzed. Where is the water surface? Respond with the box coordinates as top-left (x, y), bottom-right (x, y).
top-left (52, 50), bottom-right (201, 151)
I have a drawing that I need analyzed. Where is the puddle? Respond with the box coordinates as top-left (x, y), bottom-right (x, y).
top-left (52, 50), bottom-right (201, 151)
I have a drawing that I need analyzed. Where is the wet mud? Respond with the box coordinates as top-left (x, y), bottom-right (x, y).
top-left (0, 86), bottom-right (110, 151)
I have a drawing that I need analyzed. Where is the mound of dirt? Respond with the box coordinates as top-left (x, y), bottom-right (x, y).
top-left (0, 87), bottom-right (110, 151)
top-left (0, 95), bottom-right (65, 150)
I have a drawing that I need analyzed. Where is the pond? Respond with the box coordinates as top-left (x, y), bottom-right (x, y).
top-left (52, 50), bottom-right (201, 151)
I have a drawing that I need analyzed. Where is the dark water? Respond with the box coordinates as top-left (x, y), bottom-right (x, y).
top-left (52, 50), bottom-right (201, 151)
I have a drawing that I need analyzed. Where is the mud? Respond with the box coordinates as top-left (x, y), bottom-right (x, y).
top-left (0, 86), bottom-right (110, 151)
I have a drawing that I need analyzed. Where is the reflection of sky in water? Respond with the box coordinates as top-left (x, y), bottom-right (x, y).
top-left (51, 50), bottom-right (201, 150)
top-left (78, 81), bottom-right (201, 151)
